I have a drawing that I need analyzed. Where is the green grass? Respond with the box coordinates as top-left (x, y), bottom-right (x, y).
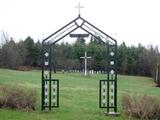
top-left (0, 68), bottom-right (159, 120)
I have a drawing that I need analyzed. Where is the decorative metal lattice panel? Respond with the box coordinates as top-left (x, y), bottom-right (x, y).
top-left (42, 79), bottom-right (59, 110)
top-left (51, 80), bottom-right (59, 107)
top-left (99, 80), bottom-right (116, 110)
top-left (99, 80), bottom-right (108, 108)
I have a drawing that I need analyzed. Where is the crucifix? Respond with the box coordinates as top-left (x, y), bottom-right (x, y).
top-left (80, 51), bottom-right (92, 76)
top-left (70, 33), bottom-right (90, 76)
top-left (75, 2), bottom-right (84, 16)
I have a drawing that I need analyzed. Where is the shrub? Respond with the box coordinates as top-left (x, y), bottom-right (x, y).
top-left (0, 85), bottom-right (36, 111)
top-left (122, 94), bottom-right (160, 119)
top-left (17, 66), bottom-right (31, 71)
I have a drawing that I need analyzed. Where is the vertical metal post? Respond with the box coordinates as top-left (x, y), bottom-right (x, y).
top-left (49, 45), bottom-right (52, 110)
top-left (41, 41), bottom-right (44, 111)
top-left (114, 42), bottom-right (117, 112)
top-left (99, 81), bottom-right (101, 108)
top-left (107, 45), bottom-right (110, 113)
top-left (57, 80), bottom-right (59, 107)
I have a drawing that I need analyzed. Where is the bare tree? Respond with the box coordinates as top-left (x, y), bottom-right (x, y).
top-left (0, 31), bottom-right (10, 47)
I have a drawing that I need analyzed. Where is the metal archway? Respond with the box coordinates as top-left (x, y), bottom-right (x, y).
top-left (41, 15), bottom-right (117, 113)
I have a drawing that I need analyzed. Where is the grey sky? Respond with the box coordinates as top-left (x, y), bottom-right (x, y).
top-left (0, 0), bottom-right (160, 48)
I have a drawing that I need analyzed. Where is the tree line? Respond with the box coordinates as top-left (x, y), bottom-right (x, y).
top-left (0, 35), bottom-right (159, 78)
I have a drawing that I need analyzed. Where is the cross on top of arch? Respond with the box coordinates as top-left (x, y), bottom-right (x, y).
top-left (75, 2), bottom-right (84, 16)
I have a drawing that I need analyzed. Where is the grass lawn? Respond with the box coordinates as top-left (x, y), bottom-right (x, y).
top-left (0, 68), bottom-right (159, 120)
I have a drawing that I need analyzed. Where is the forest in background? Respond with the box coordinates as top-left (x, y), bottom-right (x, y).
top-left (0, 35), bottom-right (160, 78)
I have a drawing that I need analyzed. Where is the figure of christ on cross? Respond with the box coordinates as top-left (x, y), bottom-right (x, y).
top-left (80, 51), bottom-right (92, 76)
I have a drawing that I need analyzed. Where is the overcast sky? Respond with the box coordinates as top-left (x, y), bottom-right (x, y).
top-left (0, 0), bottom-right (160, 48)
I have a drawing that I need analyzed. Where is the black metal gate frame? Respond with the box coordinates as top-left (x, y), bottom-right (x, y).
top-left (41, 15), bottom-right (117, 112)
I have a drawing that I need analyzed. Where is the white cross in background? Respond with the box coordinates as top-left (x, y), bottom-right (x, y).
top-left (75, 2), bottom-right (84, 16)
top-left (80, 51), bottom-right (92, 76)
